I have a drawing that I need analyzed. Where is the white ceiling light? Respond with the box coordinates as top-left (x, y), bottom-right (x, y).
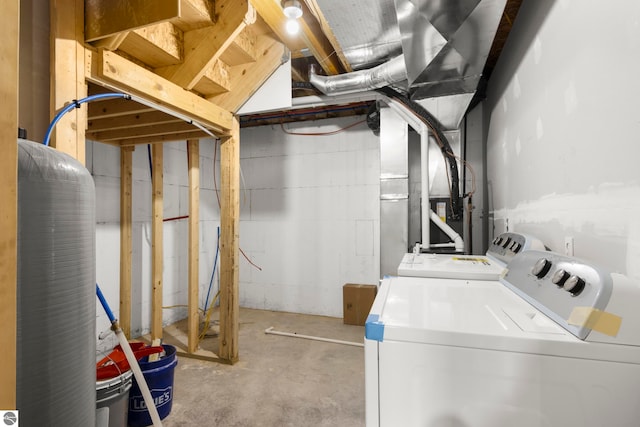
top-left (283, 0), bottom-right (303, 19)
top-left (283, 0), bottom-right (303, 35)
top-left (285, 19), bottom-right (300, 35)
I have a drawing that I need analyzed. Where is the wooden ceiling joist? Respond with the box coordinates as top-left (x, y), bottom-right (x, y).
top-left (88, 120), bottom-right (201, 142)
top-left (88, 111), bottom-right (181, 133)
top-left (156, 0), bottom-right (255, 90)
top-left (85, 0), bottom-right (180, 42)
top-left (118, 22), bottom-right (184, 68)
top-left (87, 49), bottom-right (233, 134)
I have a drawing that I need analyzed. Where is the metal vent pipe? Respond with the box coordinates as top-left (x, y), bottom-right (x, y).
top-left (309, 54), bottom-right (407, 96)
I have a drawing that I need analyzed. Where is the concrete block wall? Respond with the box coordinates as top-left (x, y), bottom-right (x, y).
top-left (239, 116), bottom-right (380, 317)
top-left (90, 114), bottom-right (380, 349)
top-left (484, 0), bottom-right (640, 278)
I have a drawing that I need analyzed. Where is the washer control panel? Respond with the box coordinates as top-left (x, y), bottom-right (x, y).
top-left (487, 232), bottom-right (546, 265)
top-left (501, 250), bottom-right (613, 340)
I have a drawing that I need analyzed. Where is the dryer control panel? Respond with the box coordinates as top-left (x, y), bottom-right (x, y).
top-left (501, 250), bottom-right (614, 340)
top-left (487, 232), bottom-right (546, 265)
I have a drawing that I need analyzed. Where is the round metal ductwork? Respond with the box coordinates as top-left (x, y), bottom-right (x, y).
top-left (17, 139), bottom-right (96, 426)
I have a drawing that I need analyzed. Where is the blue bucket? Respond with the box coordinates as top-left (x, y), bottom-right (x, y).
top-left (127, 345), bottom-right (178, 427)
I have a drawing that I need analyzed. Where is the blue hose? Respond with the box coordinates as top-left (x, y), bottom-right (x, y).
top-left (43, 93), bottom-right (130, 146)
top-left (96, 283), bottom-right (117, 325)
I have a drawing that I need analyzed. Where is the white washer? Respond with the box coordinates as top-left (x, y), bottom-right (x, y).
top-left (397, 232), bottom-right (546, 280)
top-left (365, 250), bottom-right (640, 427)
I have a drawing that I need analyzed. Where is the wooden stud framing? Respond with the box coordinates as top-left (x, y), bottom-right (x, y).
top-left (50, 0), bottom-right (87, 164)
top-left (219, 117), bottom-right (240, 363)
top-left (187, 139), bottom-right (200, 353)
top-left (0, 0), bottom-right (19, 409)
top-left (151, 144), bottom-right (164, 341)
top-left (119, 146), bottom-right (134, 338)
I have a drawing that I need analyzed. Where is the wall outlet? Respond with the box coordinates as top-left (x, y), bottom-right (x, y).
top-left (564, 236), bottom-right (574, 256)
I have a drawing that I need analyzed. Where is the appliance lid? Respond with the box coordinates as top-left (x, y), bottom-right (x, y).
top-left (366, 276), bottom-right (640, 363)
top-left (397, 252), bottom-right (504, 280)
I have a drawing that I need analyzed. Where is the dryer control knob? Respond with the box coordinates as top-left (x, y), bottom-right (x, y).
top-left (564, 275), bottom-right (586, 295)
top-left (493, 236), bottom-right (501, 245)
top-left (502, 237), bottom-right (512, 248)
top-left (551, 269), bottom-right (570, 286)
top-left (510, 242), bottom-right (522, 252)
top-left (532, 258), bottom-right (552, 278)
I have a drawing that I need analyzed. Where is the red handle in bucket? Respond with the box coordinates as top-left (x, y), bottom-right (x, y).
top-left (97, 343), bottom-right (164, 380)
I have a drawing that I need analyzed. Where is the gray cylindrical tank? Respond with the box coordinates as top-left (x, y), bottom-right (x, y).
top-left (17, 139), bottom-right (96, 426)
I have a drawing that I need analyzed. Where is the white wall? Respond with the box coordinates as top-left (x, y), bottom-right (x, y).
top-left (485, 0), bottom-right (640, 278)
top-left (239, 116), bottom-right (380, 317)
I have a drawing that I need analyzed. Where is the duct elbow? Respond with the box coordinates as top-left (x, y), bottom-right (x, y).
top-left (309, 55), bottom-right (407, 96)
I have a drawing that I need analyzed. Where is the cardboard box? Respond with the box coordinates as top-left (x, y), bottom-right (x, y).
top-left (343, 283), bottom-right (377, 326)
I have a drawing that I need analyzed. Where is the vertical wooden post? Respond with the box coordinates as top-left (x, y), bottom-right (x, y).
top-left (0, 0), bottom-right (19, 409)
top-left (187, 139), bottom-right (200, 353)
top-left (120, 146), bottom-right (134, 338)
top-left (151, 144), bottom-right (164, 341)
top-left (219, 118), bottom-right (240, 363)
top-left (50, 0), bottom-right (87, 163)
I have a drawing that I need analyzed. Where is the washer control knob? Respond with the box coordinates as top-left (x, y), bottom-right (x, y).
top-left (510, 242), bottom-right (522, 252)
top-left (532, 258), bottom-right (552, 278)
top-left (564, 275), bottom-right (586, 295)
top-left (551, 269), bottom-right (570, 286)
top-left (502, 237), bottom-right (512, 248)
top-left (493, 236), bottom-right (501, 245)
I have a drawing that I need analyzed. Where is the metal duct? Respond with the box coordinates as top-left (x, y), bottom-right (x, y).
top-left (309, 54), bottom-right (407, 96)
top-left (17, 139), bottom-right (96, 426)
top-left (396, 0), bottom-right (507, 99)
top-left (343, 40), bottom-right (403, 70)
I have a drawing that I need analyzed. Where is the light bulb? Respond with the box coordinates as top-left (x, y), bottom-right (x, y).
top-left (286, 18), bottom-right (300, 35)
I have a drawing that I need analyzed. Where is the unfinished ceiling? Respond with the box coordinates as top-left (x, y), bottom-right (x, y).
top-left (82, 0), bottom-right (523, 138)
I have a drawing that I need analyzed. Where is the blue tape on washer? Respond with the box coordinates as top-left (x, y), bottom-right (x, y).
top-left (365, 314), bottom-right (385, 342)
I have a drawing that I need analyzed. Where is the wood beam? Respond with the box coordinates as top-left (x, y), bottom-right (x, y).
top-left (119, 22), bottom-right (183, 68)
top-left (119, 146), bottom-right (134, 338)
top-left (208, 36), bottom-right (285, 113)
top-left (193, 60), bottom-right (231, 97)
top-left (87, 121), bottom-right (199, 142)
top-left (151, 144), bottom-right (164, 341)
top-left (114, 131), bottom-right (209, 147)
top-left (88, 97), bottom-right (154, 120)
top-left (301, 0), bottom-right (352, 72)
top-left (219, 117), bottom-right (240, 364)
top-left (220, 25), bottom-right (257, 66)
top-left (156, 0), bottom-right (255, 90)
top-left (0, 0), bottom-right (19, 409)
top-left (50, 0), bottom-right (87, 164)
top-left (88, 49), bottom-right (233, 134)
top-left (88, 111), bottom-right (181, 132)
top-left (85, 0), bottom-right (179, 42)
top-left (187, 139), bottom-right (200, 354)
top-left (92, 32), bottom-right (129, 51)
top-left (173, 0), bottom-right (215, 32)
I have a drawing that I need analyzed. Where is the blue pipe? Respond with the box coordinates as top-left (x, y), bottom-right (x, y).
top-left (43, 93), bottom-right (130, 146)
top-left (96, 283), bottom-right (117, 325)
top-left (204, 227), bottom-right (221, 311)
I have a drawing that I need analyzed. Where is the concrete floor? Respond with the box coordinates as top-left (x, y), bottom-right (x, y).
top-left (162, 308), bottom-right (366, 427)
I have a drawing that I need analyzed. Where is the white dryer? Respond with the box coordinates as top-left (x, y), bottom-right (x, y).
top-left (397, 232), bottom-right (546, 280)
top-left (365, 250), bottom-right (640, 427)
